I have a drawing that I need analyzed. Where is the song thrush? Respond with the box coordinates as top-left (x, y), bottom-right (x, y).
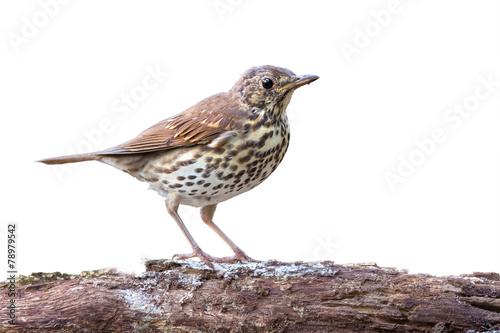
top-left (39, 65), bottom-right (319, 268)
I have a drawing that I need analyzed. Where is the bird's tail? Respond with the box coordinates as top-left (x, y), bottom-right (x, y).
top-left (37, 153), bottom-right (98, 165)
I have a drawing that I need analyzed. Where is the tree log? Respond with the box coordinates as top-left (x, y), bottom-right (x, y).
top-left (1, 260), bottom-right (500, 332)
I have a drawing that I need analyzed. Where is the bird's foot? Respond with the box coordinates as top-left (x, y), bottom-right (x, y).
top-left (173, 249), bottom-right (216, 269)
top-left (173, 249), bottom-right (259, 269)
top-left (220, 249), bottom-right (260, 263)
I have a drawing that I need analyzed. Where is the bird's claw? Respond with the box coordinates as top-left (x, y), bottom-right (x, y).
top-left (173, 250), bottom-right (215, 269)
top-left (226, 250), bottom-right (260, 263)
top-left (173, 249), bottom-right (259, 269)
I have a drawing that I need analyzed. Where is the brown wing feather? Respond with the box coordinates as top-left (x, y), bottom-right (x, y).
top-left (97, 92), bottom-right (243, 155)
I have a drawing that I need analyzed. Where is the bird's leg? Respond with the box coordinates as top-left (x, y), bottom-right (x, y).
top-left (165, 196), bottom-right (216, 269)
top-left (200, 204), bottom-right (259, 263)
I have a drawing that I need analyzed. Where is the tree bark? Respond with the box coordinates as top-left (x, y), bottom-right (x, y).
top-left (1, 260), bottom-right (499, 332)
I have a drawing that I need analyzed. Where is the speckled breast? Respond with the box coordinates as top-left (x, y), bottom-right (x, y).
top-left (141, 117), bottom-right (290, 207)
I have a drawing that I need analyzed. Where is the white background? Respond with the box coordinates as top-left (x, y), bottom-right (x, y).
top-left (0, 0), bottom-right (499, 277)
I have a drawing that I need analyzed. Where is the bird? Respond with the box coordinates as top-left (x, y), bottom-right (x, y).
top-left (38, 65), bottom-right (319, 268)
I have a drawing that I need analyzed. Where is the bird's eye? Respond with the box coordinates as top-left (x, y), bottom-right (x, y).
top-left (262, 78), bottom-right (274, 89)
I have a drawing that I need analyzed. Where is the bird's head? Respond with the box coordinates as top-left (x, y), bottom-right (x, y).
top-left (230, 65), bottom-right (319, 118)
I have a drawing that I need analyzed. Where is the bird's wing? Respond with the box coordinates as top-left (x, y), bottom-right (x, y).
top-left (97, 93), bottom-right (243, 155)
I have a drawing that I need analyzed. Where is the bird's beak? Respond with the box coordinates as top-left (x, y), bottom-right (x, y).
top-left (278, 74), bottom-right (320, 92)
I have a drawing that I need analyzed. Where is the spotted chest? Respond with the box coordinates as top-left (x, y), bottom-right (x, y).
top-left (140, 116), bottom-right (290, 207)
